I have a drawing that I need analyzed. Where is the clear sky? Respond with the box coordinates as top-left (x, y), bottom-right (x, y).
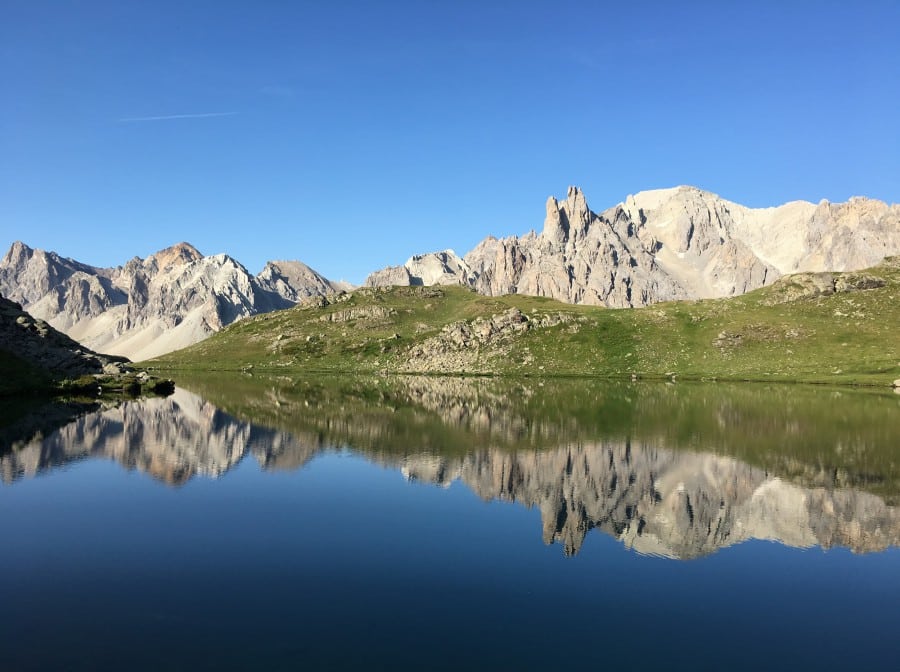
top-left (2, 1), bottom-right (899, 284)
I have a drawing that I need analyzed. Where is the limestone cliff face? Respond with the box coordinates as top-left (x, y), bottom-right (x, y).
top-left (0, 242), bottom-right (343, 360)
top-left (257, 260), bottom-right (349, 301)
top-left (466, 187), bottom-right (687, 306)
top-left (1, 241), bottom-right (127, 324)
top-left (365, 250), bottom-right (471, 288)
top-left (365, 186), bottom-right (900, 307)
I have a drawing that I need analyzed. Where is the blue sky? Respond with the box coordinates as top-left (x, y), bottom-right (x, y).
top-left (2, 1), bottom-right (898, 284)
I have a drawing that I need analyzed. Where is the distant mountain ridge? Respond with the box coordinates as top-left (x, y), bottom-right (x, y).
top-left (0, 241), bottom-right (344, 360)
top-left (366, 186), bottom-right (900, 306)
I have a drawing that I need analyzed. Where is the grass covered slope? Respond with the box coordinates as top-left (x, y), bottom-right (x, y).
top-left (147, 258), bottom-right (900, 386)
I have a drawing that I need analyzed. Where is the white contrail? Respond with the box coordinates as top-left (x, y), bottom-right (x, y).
top-left (118, 111), bottom-right (238, 122)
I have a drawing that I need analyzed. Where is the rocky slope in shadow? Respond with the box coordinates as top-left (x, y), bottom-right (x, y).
top-left (1, 293), bottom-right (129, 383)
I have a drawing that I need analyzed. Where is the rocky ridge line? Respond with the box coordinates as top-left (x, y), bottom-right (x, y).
top-left (366, 186), bottom-right (900, 307)
top-left (0, 242), bottom-right (345, 360)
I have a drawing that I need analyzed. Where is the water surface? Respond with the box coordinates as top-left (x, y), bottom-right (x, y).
top-left (2, 376), bottom-right (899, 670)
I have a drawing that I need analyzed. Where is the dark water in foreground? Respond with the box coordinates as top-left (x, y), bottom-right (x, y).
top-left (2, 376), bottom-right (900, 671)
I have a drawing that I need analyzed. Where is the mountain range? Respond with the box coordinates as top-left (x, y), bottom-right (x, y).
top-left (367, 185), bottom-right (900, 306)
top-left (0, 241), bottom-right (346, 360)
top-left (2, 185), bottom-right (898, 359)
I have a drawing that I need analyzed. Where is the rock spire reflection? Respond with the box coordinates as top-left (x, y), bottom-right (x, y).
top-left (3, 376), bottom-right (899, 559)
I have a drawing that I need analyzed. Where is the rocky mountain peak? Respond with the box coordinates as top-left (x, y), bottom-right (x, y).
top-left (257, 260), bottom-right (350, 300)
top-left (0, 242), bottom-right (341, 359)
top-left (563, 185), bottom-right (589, 215)
top-left (543, 195), bottom-right (566, 245)
top-left (544, 186), bottom-right (593, 247)
top-left (3, 241), bottom-right (34, 266)
top-left (146, 242), bottom-right (203, 271)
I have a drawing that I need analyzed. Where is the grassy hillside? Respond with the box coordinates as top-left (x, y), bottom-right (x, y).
top-left (146, 258), bottom-right (900, 386)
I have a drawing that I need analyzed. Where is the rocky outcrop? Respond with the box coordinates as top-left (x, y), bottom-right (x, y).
top-left (365, 186), bottom-right (900, 308)
top-left (0, 242), bottom-right (343, 360)
top-left (403, 307), bottom-right (580, 372)
top-left (366, 250), bottom-right (471, 287)
top-left (318, 305), bottom-right (395, 323)
top-left (762, 269), bottom-right (887, 305)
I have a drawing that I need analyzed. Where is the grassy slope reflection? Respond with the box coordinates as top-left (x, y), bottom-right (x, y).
top-left (176, 372), bottom-right (900, 503)
top-left (6, 373), bottom-right (900, 557)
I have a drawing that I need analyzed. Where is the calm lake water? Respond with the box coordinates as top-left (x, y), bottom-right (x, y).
top-left (2, 375), bottom-right (900, 671)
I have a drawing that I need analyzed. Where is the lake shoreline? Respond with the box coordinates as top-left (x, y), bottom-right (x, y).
top-left (142, 364), bottom-right (900, 391)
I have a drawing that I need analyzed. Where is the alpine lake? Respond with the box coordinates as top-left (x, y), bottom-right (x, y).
top-left (2, 373), bottom-right (899, 671)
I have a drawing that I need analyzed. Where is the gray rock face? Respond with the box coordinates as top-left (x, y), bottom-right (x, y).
top-left (364, 186), bottom-right (900, 307)
top-left (365, 250), bottom-right (471, 288)
top-left (257, 260), bottom-right (347, 301)
top-left (0, 242), bottom-right (343, 359)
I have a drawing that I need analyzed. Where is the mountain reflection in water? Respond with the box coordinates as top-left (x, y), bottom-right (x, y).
top-left (3, 375), bottom-right (899, 560)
